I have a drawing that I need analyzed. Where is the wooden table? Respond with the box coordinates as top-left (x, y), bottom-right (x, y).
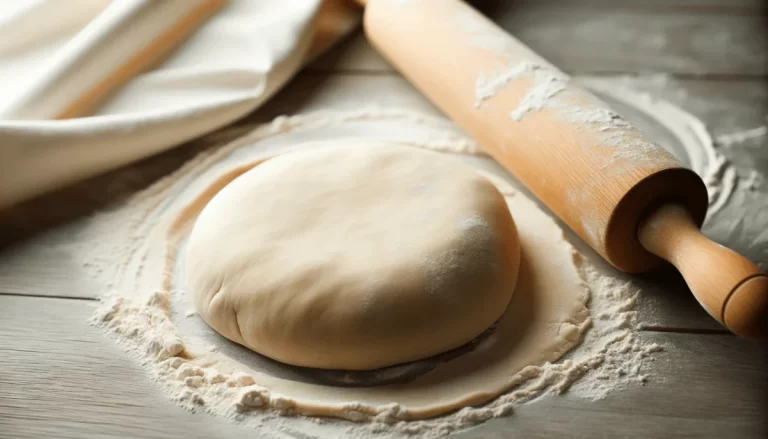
top-left (2, 1), bottom-right (767, 438)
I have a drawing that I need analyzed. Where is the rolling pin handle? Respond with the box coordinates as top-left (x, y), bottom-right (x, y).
top-left (638, 204), bottom-right (768, 339)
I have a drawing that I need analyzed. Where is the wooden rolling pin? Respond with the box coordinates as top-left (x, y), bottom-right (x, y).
top-left (355, 0), bottom-right (768, 338)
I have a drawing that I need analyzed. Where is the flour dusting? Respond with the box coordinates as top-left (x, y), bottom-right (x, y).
top-left (580, 78), bottom-right (761, 218)
top-left (475, 62), bottom-right (541, 107)
top-left (578, 77), bottom-right (767, 273)
top-left (470, 59), bottom-right (671, 174)
top-left (568, 268), bottom-right (664, 400)
top-left (78, 108), bottom-right (672, 439)
top-left (715, 126), bottom-right (767, 148)
top-left (510, 75), bottom-right (569, 121)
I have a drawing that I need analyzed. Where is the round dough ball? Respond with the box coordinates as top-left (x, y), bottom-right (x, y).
top-left (186, 144), bottom-right (520, 370)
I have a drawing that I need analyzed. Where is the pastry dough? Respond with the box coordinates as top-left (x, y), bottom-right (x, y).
top-left (186, 144), bottom-right (520, 370)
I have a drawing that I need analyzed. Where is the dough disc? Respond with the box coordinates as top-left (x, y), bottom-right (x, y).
top-left (186, 144), bottom-right (520, 370)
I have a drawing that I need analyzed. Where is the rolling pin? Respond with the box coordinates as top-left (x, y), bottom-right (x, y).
top-left (355, 0), bottom-right (768, 338)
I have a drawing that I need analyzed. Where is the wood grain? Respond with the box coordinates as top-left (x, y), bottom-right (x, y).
top-left (639, 204), bottom-right (768, 338)
top-left (455, 331), bottom-right (768, 438)
top-left (494, 0), bottom-right (765, 12)
top-left (1, 295), bottom-right (765, 439)
top-left (0, 296), bottom-right (260, 439)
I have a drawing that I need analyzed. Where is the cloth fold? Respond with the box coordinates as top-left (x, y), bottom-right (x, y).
top-left (0, 0), bottom-right (360, 207)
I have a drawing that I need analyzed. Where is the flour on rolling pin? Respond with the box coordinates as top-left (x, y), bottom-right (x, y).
top-left (461, 9), bottom-right (670, 170)
top-left (472, 55), bottom-right (670, 246)
top-left (474, 62), bottom-right (543, 106)
top-left (459, 0), bottom-right (767, 226)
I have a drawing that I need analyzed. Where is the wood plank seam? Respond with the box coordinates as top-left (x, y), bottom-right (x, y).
top-left (638, 325), bottom-right (733, 335)
top-left (298, 70), bottom-right (768, 81)
top-left (509, 5), bottom-right (764, 16)
top-left (0, 292), bottom-right (736, 336)
top-left (0, 292), bottom-right (98, 302)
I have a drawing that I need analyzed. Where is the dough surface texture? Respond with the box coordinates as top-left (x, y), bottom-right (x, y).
top-left (186, 144), bottom-right (521, 370)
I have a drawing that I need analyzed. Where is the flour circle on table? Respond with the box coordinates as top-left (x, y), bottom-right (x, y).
top-left (186, 144), bottom-right (520, 370)
top-left (169, 146), bottom-right (590, 420)
top-left (86, 107), bottom-right (668, 438)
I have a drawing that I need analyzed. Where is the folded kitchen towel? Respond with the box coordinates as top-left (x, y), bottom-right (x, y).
top-left (0, 0), bottom-right (359, 207)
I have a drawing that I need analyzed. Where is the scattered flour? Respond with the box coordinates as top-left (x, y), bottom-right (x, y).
top-left (568, 268), bottom-right (664, 400)
top-left (715, 126), bottom-right (768, 148)
top-left (510, 75), bottom-right (569, 121)
top-left (455, 0), bottom-right (765, 239)
top-left (459, 5), bottom-right (673, 173)
top-left (475, 62), bottom-right (541, 106)
top-left (455, 2), bottom-right (762, 210)
top-left (743, 170), bottom-right (764, 192)
top-left (580, 78), bottom-right (766, 218)
top-left (578, 76), bottom-right (768, 275)
top-left (471, 57), bottom-right (674, 175)
top-left (82, 109), bottom-right (667, 438)
top-left (556, 101), bottom-right (672, 166)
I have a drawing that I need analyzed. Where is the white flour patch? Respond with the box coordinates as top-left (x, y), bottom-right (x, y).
top-left (580, 79), bottom-right (748, 218)
top-left (557, 105), bottom-right (631, 128)
top-left (471, 60), bottom-right (570, 118)
top-left (455, 1), bottom-right (761, 229)
top-left (457, 7), bottom-right (572, 118)
top-left (457, 215), bottom-right (488, 231)
top-left (554, 102), bottom-right (667, 165)
top-left (465, 41), bottom-right (667, 171)
top-left (568, 268), bottom-right (664, 400)
top-left (475, 62), bottom-right (541, 107)
top-left (80, 108), bottom-right (666, 438)
top-left (510, 75), bottom-right (569, 121)
top-left (456, 6), bottom-right (664, 168)
top-left (743, 170), bottom-right (764, 192)
top-left (579, 77), bottom-right (767, 272)
top-left (715, 126), bottom-right (767, 148)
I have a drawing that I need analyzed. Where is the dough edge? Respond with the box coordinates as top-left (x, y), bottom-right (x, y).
top-left (171, 142), bottom-right (591, 421)
top-left (186, 144), bottom-right (522, 370)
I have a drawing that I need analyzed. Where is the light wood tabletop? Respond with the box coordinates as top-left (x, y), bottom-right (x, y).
top-left (1, 1), bottom-right (767, 438)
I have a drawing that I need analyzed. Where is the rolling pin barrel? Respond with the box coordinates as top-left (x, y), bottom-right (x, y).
top-left (360, 0), bottom-right (768, 338)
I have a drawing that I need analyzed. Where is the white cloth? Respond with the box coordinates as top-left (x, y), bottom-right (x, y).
top-left (0, 0), bottom-right (358, 207)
